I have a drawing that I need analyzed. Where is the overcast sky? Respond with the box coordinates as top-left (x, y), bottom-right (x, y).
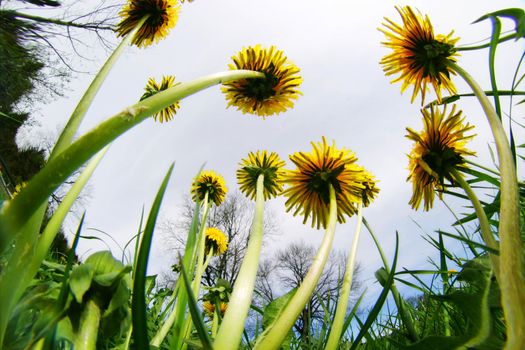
top-left (17, 0), bottom-right (525, 304)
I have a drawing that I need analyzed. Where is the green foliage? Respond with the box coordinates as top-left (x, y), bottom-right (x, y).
top-left (261, 288), bottom-right (297, 349)
top-left (1, 4), bottom-right (524, 350)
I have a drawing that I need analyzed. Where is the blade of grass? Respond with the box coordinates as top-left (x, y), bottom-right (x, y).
top-left (439, 231), bottom-right (499, 254)
top-left (169, 167), bottom-right (204, 350)
top-left (132, 163), bottom-right (174, 349)
top-left (349, 232), bottom-right (399, 350)
top-left (179, 258), bottom-right (213, 350)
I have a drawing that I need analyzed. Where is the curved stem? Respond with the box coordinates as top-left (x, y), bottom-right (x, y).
top-left (49, 16), bottom-right (147, 161)
top-left (0, 69), bottom-right (265, 254)
top-left (325, 202), bottom-right (363, 350)
top-left (450, 168), bottom-right (500, 279)
top-left (253, 185), bottom-right (338, 350)
top-left (449, 62), bottom-right (525, 350)
top-left (214, 174), bottom-right (266, 350)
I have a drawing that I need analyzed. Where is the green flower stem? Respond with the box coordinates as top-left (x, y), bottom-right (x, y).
top-left (155, 195), bottom-right (211, 349)
top-left (0, 69), bottom-right (265, 254)
top-left (192, 194), bottom-right (211, 296)
top-left (49, 16), bottom-right (148, 161)
top-left (253, 185), bottom-right (338, 350)
top-left (449, 62), bottom-right (525, 350)
top-left (179, 195), bottom-right (212, 350)
top-left (325, 202), bottom-right (363, 350)
top-left (363, 217), bottom-right (419, 342)
top-left (211, 311), bottom-right (219, 338)
top-left (214, 174), bottom-right (266, 350)
top-left (74, 299), bottom-right (102, 350)
top-left (450, 168), bottom-right (500, 278)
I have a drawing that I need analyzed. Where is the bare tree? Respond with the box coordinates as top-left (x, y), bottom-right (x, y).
top-left (1, 0), bottom-right (119, 74)
top-left (256, 241), bottom-right (362, 344)
top-left (158, 191), bottom-right (279, 288)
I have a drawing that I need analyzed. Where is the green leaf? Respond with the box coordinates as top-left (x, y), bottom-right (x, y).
top-left (474, 8), bottom-right (525, 38)
top-left (69, 264), bottom-right (94, 303)
top-left (93, 267), bottom-right (132, 287)
top-left (260, 288), bottom-right (297, 350)
top-left (405, 256), bottom-right (503, 349)
top-left (262, 288), bottom-right (297, 331)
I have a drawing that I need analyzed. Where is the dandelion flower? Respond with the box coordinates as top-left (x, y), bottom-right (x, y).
top-left (237, 151), bottom-right (286, 200)
top-left (140, 75), bottom-right (180, 122)
top-left (379, 6), bottom-right (459, 104)
top-left (116, 0), bottom-right (180, 48)
top-left (203, 300), bottom-right (228, 317)
top-left (283, 137), bottom-right (366, 229)
top-left (406, 104), bottom-right (475, 210)
top-left (205, 227), bottom-right (228, 256)
top-left (192, 170), bottom-right (228, 206)
top-left (222, 45), bottom-right (303, 117)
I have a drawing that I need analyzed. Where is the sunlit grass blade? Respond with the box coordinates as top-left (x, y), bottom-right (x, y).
top-left (132, 163), bottom-right (174, 349)
top-left (439, 230), bottom-right (499, 254)
top-left (179, 258), bottom-right (213, 350)
top-left (349, 232), bottom-right (399, 350)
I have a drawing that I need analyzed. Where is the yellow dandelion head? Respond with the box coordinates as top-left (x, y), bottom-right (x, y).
top-left (406, 104), bottom-right (475, 211)
top-left (192, 170), bottom-right (228, 206)
top-left (222, 45), bottom-right (303, 117)
top-left (202, 300), bottom-right (228, 317)
top-left (116, 0), bottom-right (180, 48)
top-left (205, 227), bottom-right (228, 256)
top-left (237, 150), bottom-right (286, 200)
top-left (140, 75), bottom-right (180, 122)
top-left (379, 6), bottom-right (460, 104)
top-left (11, 182), bottom-right (27, 199)
top-left (283, 137), bottom-right (367, 229)
top-left (359, 169), bottom-right (380, 208)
